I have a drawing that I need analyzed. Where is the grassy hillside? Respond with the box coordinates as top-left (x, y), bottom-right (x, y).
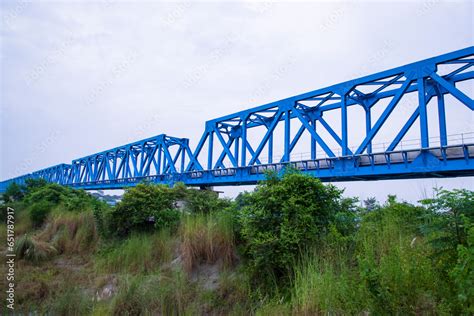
top-left (1, 175), bottom-right (473, 315)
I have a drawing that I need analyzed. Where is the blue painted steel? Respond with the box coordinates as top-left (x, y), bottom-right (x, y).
top-left (1, 47), bottom-right (473, 192)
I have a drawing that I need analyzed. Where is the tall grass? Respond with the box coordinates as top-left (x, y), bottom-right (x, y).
top-left (38, 210), bottom-right (98, 254)
top-left (180, 212), bottom-right (236, 272)
top-left (14, 234), bottom-right (57, 263)
top-left (110, 270), bottom-right (198, 315)
top-left (48, 287), bottom-right (92, 316)
top-left (96, 230), bottom-right (174, 274)
top-left (15, 207), bottom-right (33, 236)
top-left (356, 207), bottom-right (443, 314)
top-left (291, 255), bottom-right (365, 315)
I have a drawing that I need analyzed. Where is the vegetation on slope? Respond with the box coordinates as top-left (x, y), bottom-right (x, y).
top-left (0, 172), bottom-right (473, 315)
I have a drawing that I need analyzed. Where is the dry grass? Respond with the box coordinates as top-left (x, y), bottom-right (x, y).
top-left (37, 210), bottom-right (98, 254)
top-left (180, 213), bottom-right (236, 273)
top-left (14, 234), bottom-right (57, 263)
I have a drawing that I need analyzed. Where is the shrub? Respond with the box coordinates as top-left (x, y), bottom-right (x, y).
top-left (180, 212), bottom-right (236, 272)
top-left (421, 189), bottom-right (474, 268)
top-left (451, 224), bottom-right (474, 313)
top-left (23, 178), bottom-right (48, 195)
top-left (25, 183), bottom-right (69, 205)
top-left (3, 182), bottom-right (25, 202)
top-left (184, 188), bottom-right (231, 214)
top-left (240, 171), bottom-right (345, 290)
top-left (29, 200), bottom-right (54, 228)
top-left (63, 189), bottom-right (102, 212)
top-left (108, 183), bottom-right (180, 236)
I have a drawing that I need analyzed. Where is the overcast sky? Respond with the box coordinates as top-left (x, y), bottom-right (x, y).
top-left (1, 0), bottom-right (473, 202)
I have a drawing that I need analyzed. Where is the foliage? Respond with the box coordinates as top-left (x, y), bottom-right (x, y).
top-left (107, 183), bottom-right (180, 236)
top-left (450, 224), bottom-right (474, 313)
top-left (184, 188), bottom-right (231, 214)
top-left (25, 183), bottom-right (70, 205)
top-left (6, 173), bottom-right (474, 315)
top-left (421, 189), bottom-right (474, 267)
top-left (29, 200), bottom-right (54, 228)
top-left (363, 196), bottom-right (380, 212)
top-left (355, 197), bottom-right (442, 314)
top-left (2, 182), bottom-right (24, 202)
top-left (23, 178), bottom-right (48, 194)
top-left (239, 171), bottom-right (347, 290)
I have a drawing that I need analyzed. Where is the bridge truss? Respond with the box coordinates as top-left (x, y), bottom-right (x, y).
top-left (1, 47), bottom-right (473, 191)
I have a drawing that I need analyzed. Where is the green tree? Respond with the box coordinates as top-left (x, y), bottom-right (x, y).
top-left (3, 182), bottom-right (25, 202)
top-left (108, 183), bottom-right (180, 236)
top-left (184, 188), bottom-right (231, 214)
top-left (421, 189), bottom-right (474, 266)
top-left (451, 224), bottom-right (474, 313)
top-left (240, 171), bottom-right (345, 290)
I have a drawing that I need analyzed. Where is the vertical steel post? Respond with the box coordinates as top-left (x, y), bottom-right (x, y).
top-left (181, 144), bottom-right (186, 173)
top-left (311, 118), bottom-right (317, 160)
top-left (284, 109), bottom-right (290, 162)
top-left (365, 106), bottom-right (372, 154)
top-left (341, 93), bottom-right (348, 155)
top-left (268, 133), bottom-right (273, 163)
top-left (418, 77), bottom-right (429, 148)
top-left (437, 90), bottom-right (447, 147)
top-left (241, 118), bottom-right (247, 167)
top-left (234, 136), bottom-right (240, 166)
top-left (207, 131), bottom-right (214, 170)
top-left (157, 144), bottom-right (162, 175)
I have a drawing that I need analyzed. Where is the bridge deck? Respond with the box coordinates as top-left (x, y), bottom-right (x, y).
top-left (65, 143), bottom-right (474, 190)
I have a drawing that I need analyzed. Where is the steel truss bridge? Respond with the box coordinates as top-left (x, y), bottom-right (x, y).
top-left (1, 47), bottom-right (473, 192)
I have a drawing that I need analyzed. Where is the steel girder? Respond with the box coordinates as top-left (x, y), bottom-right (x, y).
top-left (69, 134), bottom-right (194, 185)
top-left (186, 46), bottom-right (474, 172)
top-left (0, 47), bottom-right (473, 192)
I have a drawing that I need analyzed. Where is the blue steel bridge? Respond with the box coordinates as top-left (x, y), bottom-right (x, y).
top-left (1, 47), bottom-right (473, 192)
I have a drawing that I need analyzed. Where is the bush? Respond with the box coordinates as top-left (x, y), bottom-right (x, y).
top-left (240, 171), bottom-right (345, 290)
top-left (451, 224), bottom-right (474, 313)
top-left (421, 189), bottom-right (474, 268)
top-left (107, 183), bottom-right (180, 236)
top-left (29, 200), bottom-right (54, 228)
top-left (63, 189), bottom-right (102, 212)
top-left (184, 188), bottom-right (231, 214)
top-left (3, 182), bottom-right (25, 202)
top-left (25, 183), bottom-right (69, 205)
